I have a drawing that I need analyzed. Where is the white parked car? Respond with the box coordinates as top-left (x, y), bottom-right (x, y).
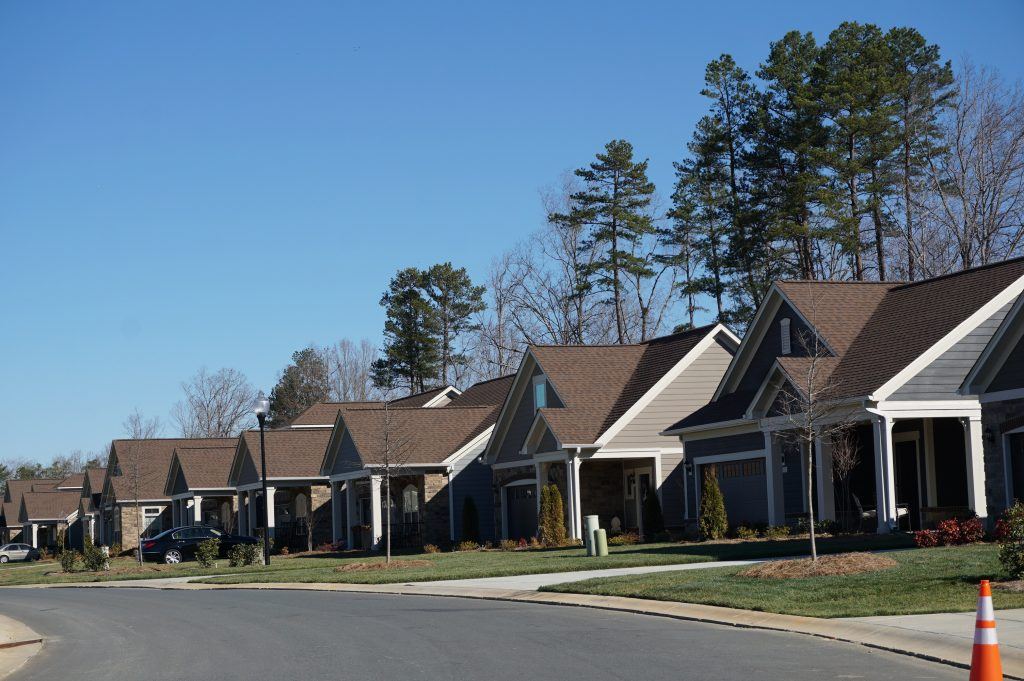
top-left (0, 543), bottom-right (41, 563)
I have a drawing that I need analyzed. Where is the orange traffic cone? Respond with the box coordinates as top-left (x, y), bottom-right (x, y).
top-left (970, 580), bottom-right (1003, 681)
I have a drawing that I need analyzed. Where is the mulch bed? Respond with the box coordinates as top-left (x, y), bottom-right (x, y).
top-left (993, 580), bottom-right (1024, 593)
top-left (738, 552), bottom-right (898, 579)
top-left (333, 559), bottom-right (432, 573)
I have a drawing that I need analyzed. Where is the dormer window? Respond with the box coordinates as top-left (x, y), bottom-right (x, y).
top-left (533, 376), bottom-right (547, 412)
top-left (780, 318), bottom-right (792, 355)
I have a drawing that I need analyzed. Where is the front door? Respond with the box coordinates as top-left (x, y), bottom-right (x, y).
top-left (1011, 434), bottom-right (1024, 503)
top-left (505, 484), bottom-right (537, 541)
top-left (894, 440), bottom-right (922, 530)
top-left (624, 467), bottom-right (653, 536)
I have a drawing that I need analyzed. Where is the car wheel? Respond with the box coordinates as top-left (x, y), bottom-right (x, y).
top-left (0, 556), bottom-right (8, 564)
top-left (163, 549), bottom-right (182, 565)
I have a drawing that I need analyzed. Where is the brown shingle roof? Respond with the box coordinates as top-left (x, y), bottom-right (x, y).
top-left (108, 438), bottom-right (236, 502)
top-left (670, 258), bottom-right (1024, 432)
top-left (391, 386), bottom-right (457, 407)
top-left (4, 479), bottom-right (59, 503)
top-left (21, 491), bottom-right (81, 522)
top-left (173, 446), bottom-right (237, 490)
top-left (1, 502), bottom-right (20, 527)
top-left (530, 326), bottom-right (720, 445)
top-left (57, 473), bottom-right (85, 489)
top-left (237, 427), bottom-right (333, 480)
top-left (288, 401), bottom-right (383, 426)
top-left (340, 405), bottom-right (498, 466)
top-left (449, 375), bottom-right (515, 407)
top-left (84, 467), bottom-right (106, 492)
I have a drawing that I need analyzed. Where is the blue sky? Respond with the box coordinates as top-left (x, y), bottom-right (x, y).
top-left (2, 1), bottom-right (1022, 461)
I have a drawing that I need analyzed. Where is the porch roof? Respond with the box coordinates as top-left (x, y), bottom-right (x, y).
top-left (106, 437), bottom-right (237, 503)
top-left (20, 490), bottom-right (81, 522)
top-left (234, 427), bottom-right (333, 485)
top-left (449, 375), bottom-right (514, 407)
top-left (171, 446), bottom-right (237, 491)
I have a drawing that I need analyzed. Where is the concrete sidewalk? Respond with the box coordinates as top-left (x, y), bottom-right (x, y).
top-left (0, 613), bottom-right (43, 680)
top-left (846, 608), bottom-right (1024, 654)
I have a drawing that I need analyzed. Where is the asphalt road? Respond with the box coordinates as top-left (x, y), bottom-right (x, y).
top-left (0, 588), bottom-right (961, 680)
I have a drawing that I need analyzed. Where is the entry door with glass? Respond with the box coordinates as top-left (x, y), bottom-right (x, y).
top-left (624, 467), bottom-right (653, 536)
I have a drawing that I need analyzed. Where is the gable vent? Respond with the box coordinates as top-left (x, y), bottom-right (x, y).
top-left (780, 318), bottom-right (792, 355)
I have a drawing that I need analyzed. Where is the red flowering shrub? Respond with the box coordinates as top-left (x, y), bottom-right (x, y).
top-left (935, 517), bottom-right (985, 545)
top-left (913, 530), bottom-right (939, 547)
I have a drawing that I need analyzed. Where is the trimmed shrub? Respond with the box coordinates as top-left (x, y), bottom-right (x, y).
top-left (914, 529), bottom-right (940, 547)
top-left (643, 491), bottom-right (665, 537)
top-left (937, 517), bottom-right (984, 545)
top-left (109, 543), bottom-right (122, 557)
top-left (422, 544), bottom-right (441, 554)
top-left (81, 537), bottom-right (108, 572)
top-left (608, 531), bottom-right (639, 546)
top-left (999, 502), bottom-right (1024, 579)
top-left (764, 525), bottom-right (791, 539)
top-left (228, 542), bottom-right (260, 567)
top-left (59, 549), bottom-right (79, 573)
top-left (734, 526), bottom-right (758, 540)
top-left (498, 539), bottom-right (518, 551)
top-left (195, 538), bottom-right (220, 568)
top-left (539, 483), bottom-right (568, 547)
top-left (698, 466), bottom-right (728, 541)
top-left (461, 497), bottom-right (481, 543)
top-left (456, 540), bottom-right (480, 552)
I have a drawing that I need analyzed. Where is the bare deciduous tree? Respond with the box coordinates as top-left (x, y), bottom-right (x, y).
top-left (324, 339), bottom-right (382, 402)
top-left (377, 397), bottom-right (414, 564)
top-left (924, 61), bottom-right (1024, 270)
top-left (122, 409), bottom-right (163, 439)
top-left (172, 367), bottom-right (257, 437)
top-left (829, 427), bottom-right (861, 532)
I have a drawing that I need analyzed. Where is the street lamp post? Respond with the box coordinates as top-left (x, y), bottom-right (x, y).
top-left (254, 392), bottom-right (272, 566)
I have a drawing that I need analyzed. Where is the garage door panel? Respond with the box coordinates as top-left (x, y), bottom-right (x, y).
top-left (709, 459), bottom-right (769, 527)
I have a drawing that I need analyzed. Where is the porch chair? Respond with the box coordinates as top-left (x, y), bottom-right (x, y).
top-left (852, 493), bottom-right (909, 531)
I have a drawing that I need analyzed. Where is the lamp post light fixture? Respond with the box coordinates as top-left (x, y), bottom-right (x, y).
top-left (254, 392), bottom-right (272, 566)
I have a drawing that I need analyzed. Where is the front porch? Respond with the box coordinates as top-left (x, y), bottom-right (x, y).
top-left (804, 405), bottom-right (987, 533)
top-left (237, 482), bottom-right (331, 551)
top-left (331, 469), bottom-right (450, 551)
top-left (170, 493), bottom-right (237, 532)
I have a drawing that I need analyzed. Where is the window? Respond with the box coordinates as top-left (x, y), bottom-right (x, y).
top-left (780, 318), bottom-right (792, 355)
top-left (533, 376), bottom-right (547, 411)
top-left (142, 507), bottom-right (162, 538)
top-left (402, 484), bottom-right (420, 524)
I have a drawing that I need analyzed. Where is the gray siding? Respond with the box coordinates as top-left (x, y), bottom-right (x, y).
top-left (328, 430), bottom-right (362, 476)
top-left (892, 302), bottom-right (1013, 400)
top-left (495, 366), bottom-right (560, 465)
top-left (990, 332), bottom-right (1024, 393)
top-left (660, 450), bottom-right (685, 526)
top-left (683, 431), bottom-right (766, 518)
top-left (606, 341), bottom-right (734, 450)
top-left (450, 437), bottom-right (494, 542)
top-left (736, 302), bottom-right (819, 395)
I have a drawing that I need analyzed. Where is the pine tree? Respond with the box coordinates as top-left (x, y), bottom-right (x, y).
top-left (550, 139), bottom-right (656, 344)
top-left (372, 268), bottom-right (440, 395)
top-left (885, 27), bottom-right (954, 281)
top-left (698, 466), bottom-right (728, 541)
top-left (269, 347), bottom-right (331, 425)
top-left (421, 262), bottom-right (486, 386)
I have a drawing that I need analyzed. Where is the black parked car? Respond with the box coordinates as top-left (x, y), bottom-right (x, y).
top-left (140, 526), bottom-right (259, 564)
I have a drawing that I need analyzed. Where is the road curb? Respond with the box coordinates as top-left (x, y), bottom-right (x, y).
top-left (0, 613), bottom-right (43, 680)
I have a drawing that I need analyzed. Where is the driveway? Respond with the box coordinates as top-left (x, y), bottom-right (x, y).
top-left (0, 588), bottom-right (962, 680)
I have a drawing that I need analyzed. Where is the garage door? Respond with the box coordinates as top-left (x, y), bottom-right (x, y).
top-left (708, 459), bottom-right (769, 526)
top-left (505, 484), bottom-right (538, 541)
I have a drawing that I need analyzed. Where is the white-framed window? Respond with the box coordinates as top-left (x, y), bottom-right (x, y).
top-left (780, 318), bottom-right (792, 355)
top-left (402, 484), bottom-right (420, 523)
top-left (142, 507), bottom-right (162, 538)
top-left (533, 376), bottom-right (547, 411)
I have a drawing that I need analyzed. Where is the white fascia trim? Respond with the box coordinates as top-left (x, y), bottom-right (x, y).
top-left (981, 388), bottom-right (1024, 404)
top-left (533, 451), bottom-right (568, 464)
top-left (1006, 425), bottom-right (1024, 436)
top-left (236, 477), bottom-right (330, 492)
top-left (715, 286), bottom-right (784, 399)
top-left (442, 425), bottom-right (494, 465)
top-left (964, 293), bottom-right (1024, 394)
top-left (290, 424), bottom-right (336, 429)
top-left (664, 418), bottom-right (757, 438)
top-left (691, 449), bottom-right (766, 465)
top-left (596, 325), bottom-right (737, 447)
top-left (422, 386), bottom-right (462, 408)
top-left (492, 460), bottom-right (535, 470)
top-left (873, 399), bottom-right (982, 417)
top-left (114, 499), bottom-right (168, 504)
top-left (872, 273), bottom-right (1024, 401)
top-left (745, 363), bottom-right (788, 420)
top-left (521, 411), bottom-right (560, 456)
top-left (329, 469), bottom-right (371, 483)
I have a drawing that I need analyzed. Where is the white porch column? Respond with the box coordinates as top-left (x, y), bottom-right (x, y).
top-left (534, 461), bottom-right (544, 518)
top-left (265, 487), bottom-right (276, 540)
top-left (814, 435), bottom-right (836, 522)
top-left (237, 492), bottom-right (248, 535)
top-left (193, 495), bottom-right (203, 525)
top-left (331, 481), bottom-right (342, 544)
top-left (566, 456), bottom-right (582, 541)
top-left (924, 418), bottom-right (938, 507)
top-left (369, 475), bottom-right (382, 550)
top-left (964, 416), bottom-right (988, 519)
top-left (247, 490), bottom-right (256, 535)
top-left (28, 523), bottom-right (38, 548)
top-left (873, 415), bottom-right (898, 533)
top-left (345, 481), bottom-right (357, 548)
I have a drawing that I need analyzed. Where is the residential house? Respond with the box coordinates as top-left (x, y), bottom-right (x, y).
top-left (164, 444), bottom-right (239, 532)
top-left (100, 438), bottom-right (235, 551)
top-left (19, 490), bottom-right (81, 549)
top-left (321, 375), bottom-right (512, 550)
top-left (1, 479), bottom-right (59, 543)
top-left (664, 258), bottom-right (1024, 534)
top-left (227, 428), bottom-right (334, 550)
top-left (75, 467), bottom-right (107, 546)
top-left (484, 325), bottom-right (739, 541)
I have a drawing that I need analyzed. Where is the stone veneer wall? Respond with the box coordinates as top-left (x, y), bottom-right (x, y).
top-left (115, 503), bottom-right (170, 552)
top-left (983, 397), bottom-right (1024, 517)
top-left (422, 473), bottom-right (450, 545)
top-left (310, 484), bottom-right (332, 547)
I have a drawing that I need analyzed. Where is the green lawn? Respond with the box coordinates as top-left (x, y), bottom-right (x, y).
top-left (198, 534), bottom-right (912, 586)
top-left (542, 544), bottom-right (1023, 618)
